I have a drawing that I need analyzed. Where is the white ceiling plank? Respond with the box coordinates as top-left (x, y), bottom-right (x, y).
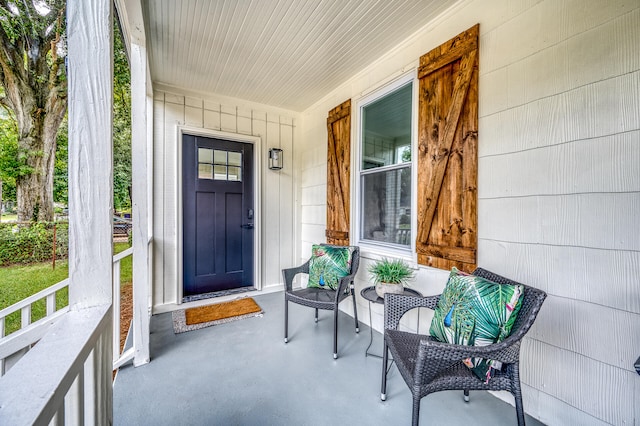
top-left (143, 0), bottom-right (459, 111)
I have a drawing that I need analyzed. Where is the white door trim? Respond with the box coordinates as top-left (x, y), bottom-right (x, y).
top-left (176, 125), bottom-right (263, 303)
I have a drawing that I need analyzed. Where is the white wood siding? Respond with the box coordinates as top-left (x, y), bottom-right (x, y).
top-left (298, 0), bottom-right (640, 424)
top-left (152, 88), bottom-right (297, 309)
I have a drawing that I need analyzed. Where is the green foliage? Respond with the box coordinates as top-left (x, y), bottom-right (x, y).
top-left (0, 1), bottom-right (66, 43)
top-left (0, 260), bottom-right (69, 336)
top-left (0, 111), bottom-right (23, 201)
top-left (53, 117), bottom-right (68, 204)
top-left (0, 221), bottom-right (69, 266)
top-left (368, 257), bottom-right (414, 286)
top-left (113, 21), bottom-right (132, 212)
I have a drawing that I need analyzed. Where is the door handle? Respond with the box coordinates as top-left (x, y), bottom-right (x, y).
top-left (241, 223), bottom-right (254, 229)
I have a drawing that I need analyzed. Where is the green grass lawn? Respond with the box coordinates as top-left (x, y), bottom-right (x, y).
top-left (0, 213), bottom-right (17, 222)
top-left (0, 242), bottom-right (132, 336)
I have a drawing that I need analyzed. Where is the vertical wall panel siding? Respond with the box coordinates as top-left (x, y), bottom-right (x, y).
top-left (296, 1), bottom-right (639, 424)
top-left (161, 101), bottom-right (183, 305)
top-left (152, 98), bottom-right (165, 306)
top-left (263, 120), bottom-right (281, 286)
top-left (279, 124), bottom-right (295, 268)
top-left (152, 90), bottom-right (296, 308)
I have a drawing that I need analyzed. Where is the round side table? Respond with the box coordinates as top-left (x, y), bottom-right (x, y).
top-left (360, 286), bottom-right (422, 358)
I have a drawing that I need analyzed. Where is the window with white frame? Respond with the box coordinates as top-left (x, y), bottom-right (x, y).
top-left (358, 81), bottom-right (413, 248)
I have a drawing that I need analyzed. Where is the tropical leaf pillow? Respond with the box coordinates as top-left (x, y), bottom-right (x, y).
top-left (429, 268), bottom-right (524, 382)
top-left (307, 245), bottom-right (354, 291)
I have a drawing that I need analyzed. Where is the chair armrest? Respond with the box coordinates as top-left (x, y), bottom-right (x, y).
top-left (384, 293), bottom-right (440, 331)
top-left (333, 268), bottom-right (358, 301)
top-left (282, 260), bottom-right (310, 291)
top-left (417, 333), bottom-right (521, 365)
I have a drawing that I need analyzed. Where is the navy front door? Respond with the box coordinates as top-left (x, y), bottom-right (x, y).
top-left (182, 134), bottom-right (254, 296)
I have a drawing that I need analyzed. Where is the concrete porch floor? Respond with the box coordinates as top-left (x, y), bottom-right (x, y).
top-left (113, 291), bottom-right (544, 425)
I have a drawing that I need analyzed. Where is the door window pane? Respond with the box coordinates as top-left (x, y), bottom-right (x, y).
top-left (198, 148), bottom-right (243, 182)
top-left (214, 150), bottom-right (227, 165)
top-left (198, 148), bottom-right (213, 163)
top-left (198, 163), bottom-right (213, 180)
top-left (214, 165), bottom-right (227, 180)
top-left (228, 166), bottom-right (242, 181)
top-left (228, 152), bottom-right (242, 167)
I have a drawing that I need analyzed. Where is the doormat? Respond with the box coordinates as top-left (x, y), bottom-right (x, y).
top-left (182, 286), bottom-right (255, 303)
top-left (172, 297), bottom-right (263, 334)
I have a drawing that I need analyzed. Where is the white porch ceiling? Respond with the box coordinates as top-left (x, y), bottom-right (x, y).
top-left (142, 0), bottom-right (458, 112)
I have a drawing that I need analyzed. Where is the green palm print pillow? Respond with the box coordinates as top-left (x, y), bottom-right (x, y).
top-left (429, 268), bottom-right (524, 382)
top-left (307, 245), bottom-right (354, 291)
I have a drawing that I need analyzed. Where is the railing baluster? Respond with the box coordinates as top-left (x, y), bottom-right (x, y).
top-left (84, 346), bottom-right (96, 424)
top-left (47, 292), bottom-right (56, 316)
top-left (111, 246), bottom-right (133, 369)
top-left (64, 371), bottom-right (85, 425)
top-left (113, 259), bottom-right (121, 361)
top-left (51, 405), bottom-right (65, 426)
top-left (21, 305), bottom-right (31, 329)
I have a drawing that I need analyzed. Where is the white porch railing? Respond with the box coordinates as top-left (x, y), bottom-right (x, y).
top-left (0, 279), bottom-right (70, 376)
top-left (112, 246), bottom-right (134, 369)
top-left (0, 304), bottom-right (112, 425)
top-left (0, 246), bottom-right (136, 376)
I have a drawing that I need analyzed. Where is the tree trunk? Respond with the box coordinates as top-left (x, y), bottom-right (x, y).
top-left (0, 4), bottom-right (68, 223)
top-left (14, 91), bottom-right (66, 222)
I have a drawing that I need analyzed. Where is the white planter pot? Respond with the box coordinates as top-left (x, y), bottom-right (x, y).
top-left (375, 282), bottom-right (404, 299)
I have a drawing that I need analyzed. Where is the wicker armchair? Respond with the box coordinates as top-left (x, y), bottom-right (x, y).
top-left (381, 268), bottom-right (547, 426)
top-left (283, 245), bottom-right (360, 359)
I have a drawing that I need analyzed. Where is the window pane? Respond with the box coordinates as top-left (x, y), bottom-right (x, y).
top-left (198, 163), bottom-right (213, 180)
top-left (198, 148), bottom-right (213, 164)
top-left (214, 150), bottom-right (227, 165)
top-left (228, 166), bottom-right (242, 181)
top-left (362, 83), bottom-right (412, 170)
top-left (360, 167), bottom-right (411, 246)
top-left (214, 165), bottom-right (227, 180)
top-left (228, 152), bottom-right (242, 167)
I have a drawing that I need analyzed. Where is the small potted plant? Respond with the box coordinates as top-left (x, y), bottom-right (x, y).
top-left (368, 257), bottom-right (415, 298)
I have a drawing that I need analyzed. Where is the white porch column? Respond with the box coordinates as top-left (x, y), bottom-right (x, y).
top-left (67, 0), bottom-right (114, 423)
top-left (68, 0), bottom-right (114, 308)
top-left (130, 42), bottom-right (151, 366)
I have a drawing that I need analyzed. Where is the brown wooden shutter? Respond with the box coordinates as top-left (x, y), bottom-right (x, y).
top-left (326, 99), bottom-right (351, 246)
top-left (416, 24), bottom-right (479, 273)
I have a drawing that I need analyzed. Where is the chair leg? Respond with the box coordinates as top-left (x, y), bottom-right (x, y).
top-left (315, 308), bottom-right (319, 323)
top-left (412, 395), bottom-right (421, 426)
top-left (381, 342), bottom-right (389, 400)
top-left (513, 365), bottom-right (526, 426)
top-left (284, 299), bottom-right (288, 343)
top-left (514, 391), bottom-right (525, 426)
top-left (463, 389), bottom-right (470, 402)
top-left (351, 285), bottom-right (360, 333)
top-left (333, 308), bottom-right (339, 359)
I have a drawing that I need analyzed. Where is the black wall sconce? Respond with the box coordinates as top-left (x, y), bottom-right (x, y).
top-left (269, 148), bottom-right (283, 170)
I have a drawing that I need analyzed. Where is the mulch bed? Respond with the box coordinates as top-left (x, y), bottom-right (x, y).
top-left (119, 282), bottom-right (133, 354)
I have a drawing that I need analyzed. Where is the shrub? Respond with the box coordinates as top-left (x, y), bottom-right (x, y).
top-left (0, 221), bottom-right (69, 266)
